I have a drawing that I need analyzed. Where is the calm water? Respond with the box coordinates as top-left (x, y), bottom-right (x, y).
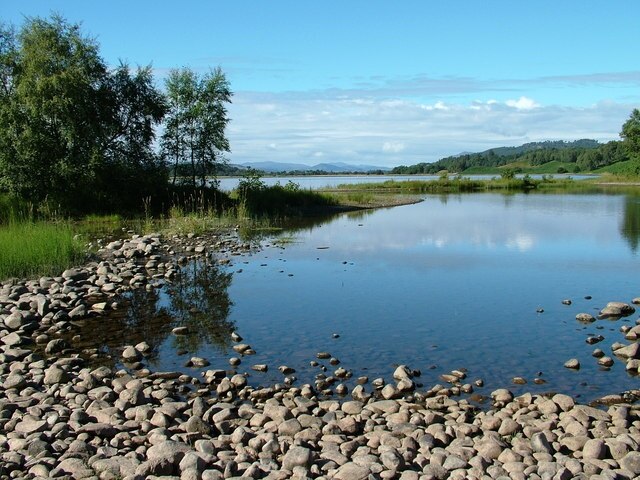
top-left (89, 192), bottom-right (640, 403)
top-left (216, 174), bottom-right (594, 191)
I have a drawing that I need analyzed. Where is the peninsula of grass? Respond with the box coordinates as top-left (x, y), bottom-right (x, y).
top-left (0, 221), bottom-right (85, 280)
top-left (325, 175), bottom-right (583, 194)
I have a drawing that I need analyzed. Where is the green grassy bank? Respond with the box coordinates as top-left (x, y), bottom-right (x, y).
top-left (0, 221), bottom-right (85, 280)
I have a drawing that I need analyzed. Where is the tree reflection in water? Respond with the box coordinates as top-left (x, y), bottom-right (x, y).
top-left (74, 260), bottom-right (235, 364)
top-left (165, 260), bottom-right (234, 353)
top-left (621, 195), bottom-right (640, 253)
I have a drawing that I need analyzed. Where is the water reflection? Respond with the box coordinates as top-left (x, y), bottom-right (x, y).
top-left (73, 191), bottom-right (640, 402)
top-left (75, 260), bottom-right (235, 364)
top-left (165, 260), bottom-right (234, 352)
top-left (621, 195), bottom-right (640, 253)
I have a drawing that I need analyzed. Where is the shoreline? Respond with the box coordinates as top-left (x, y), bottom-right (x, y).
top-left (1, 230), bottom-right (639, 479)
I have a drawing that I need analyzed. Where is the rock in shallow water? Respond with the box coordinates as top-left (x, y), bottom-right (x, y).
top-left (564, 358), bottom-right (580, 369)
top-left (576, 313), bottom-right (595, 323)
top-left (599, 301), bottom-right (635, 318)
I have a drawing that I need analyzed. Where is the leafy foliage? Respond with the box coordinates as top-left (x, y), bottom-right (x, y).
top-left (621, 109), bottom-right (640, 158)
top-left (162, 67), bottom-right (232, 188)
top-left (0, 14), bottom-right (234, 215)
top-left (0, 15), bottom-right (169, 212)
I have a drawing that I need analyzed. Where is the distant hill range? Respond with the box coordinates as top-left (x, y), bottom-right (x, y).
top-left (236, 161), bottom-right (391, 174)
top-left (392, 139), bottom-right (634, 175)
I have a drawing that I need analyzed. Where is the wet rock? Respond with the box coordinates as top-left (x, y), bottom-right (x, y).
top-left (586, 335), bottom-right (605, 345)
top-left (614, 342), bottom-right (640, 359)
top-left (122, 345), bottom-right (142, 362)
top-left (599, 301), bottom-right (635, 318)
top-left (252, 364), bottom-right (268, 372)
top-left (576, 313), bottom-right (595, 323)
top-left (393, 364), bottom-right (412, 380)
top-left (233, 343), bottom-right (251, 354)
top-left (564, 358), bottom-right (580, 369)
top-left (598, 356), bottom-right (614, 367)
top-left (190, 356), bottom-right (210, 367)
top-left (45, 338), bottom-right (68, 354)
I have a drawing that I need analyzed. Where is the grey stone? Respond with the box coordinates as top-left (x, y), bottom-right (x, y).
top-left (44, 365), bottom-right (68, 385)
top-left (53, 458), bottom-right (94, 478)
top-left (532, 432), bottom-right (554, 454)
top-left (185, 415), bottom-right (212, 435)
top-left (282, 446), bottom-right (313, 470)
top-left (3, 311), bottom-right (24, 330)
top-left (14, 416), bottom-right (47, 434)
top-left (45, 338), bottom-right (68, 354)
top-left (2, 331), bottom-right (23, 347)
top-left (334, 462), bottom-right (371, 480)
top-left (491, 388), bottom-right (513, 403)
top-left (3, 372), bottom-right (26, 390)
top-left (278, 418), bottom-right (302, 436)
top-left (583, 439), bottom-right (606, 459)
top-left (619, 451), bottom-right (640, 475)
top-left (147, 439), bottom-right (193, 464)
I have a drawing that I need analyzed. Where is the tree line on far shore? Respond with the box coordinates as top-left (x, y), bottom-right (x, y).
top-left (393, 114), bottom-right (640, 175)
top-left (0, 15), bottom-right (232, 214)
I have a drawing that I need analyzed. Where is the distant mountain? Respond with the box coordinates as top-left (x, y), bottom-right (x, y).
top-left (238, 161), bottom-right (390, 173)
top-left (238, 161), bottom-right (310, 172)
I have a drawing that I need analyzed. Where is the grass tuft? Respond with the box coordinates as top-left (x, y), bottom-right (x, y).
top-left (0, 221), bottom-right (86, 280)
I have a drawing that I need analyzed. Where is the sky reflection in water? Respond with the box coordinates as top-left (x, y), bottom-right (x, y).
top-left (109, 192), bottom-right (640, 403)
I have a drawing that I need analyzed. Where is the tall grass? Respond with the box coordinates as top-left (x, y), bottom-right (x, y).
top-left (0, 221), bottom-right (85, 280)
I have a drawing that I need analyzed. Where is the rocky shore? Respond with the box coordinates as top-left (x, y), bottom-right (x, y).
top-left (1, 231), bottom-right (640, 480)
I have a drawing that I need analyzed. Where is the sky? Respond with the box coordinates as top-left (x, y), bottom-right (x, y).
top-left (3, 1), bottom-right (640, 168)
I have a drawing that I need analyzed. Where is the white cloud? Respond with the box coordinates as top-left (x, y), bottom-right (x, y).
top-left (382, 142), bottom-right (405, 153)
top-left (505, 96), bottom-right (540, 110)
top-left (227, 92), bottom-right (632, 168)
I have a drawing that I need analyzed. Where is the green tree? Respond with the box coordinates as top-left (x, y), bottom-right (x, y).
top-left (162, 67), bottom-right (232, 189)
top-left (0, 15), bottom-right (167, 212)
top-left (621, 109), bottom-right (640, 158)
top-left (0, 15), bottom-right (107, 206)
top-left (95, 63), bottom-right (168, 209)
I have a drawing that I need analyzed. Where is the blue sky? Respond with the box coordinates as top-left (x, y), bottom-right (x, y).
top-left (3, 1), bottom-right (639, 167)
